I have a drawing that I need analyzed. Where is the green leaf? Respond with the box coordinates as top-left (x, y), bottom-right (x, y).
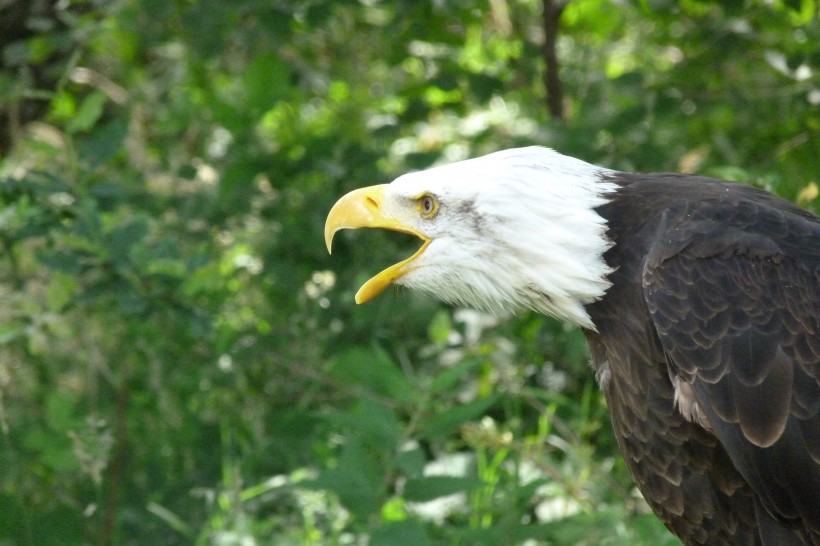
top-left (46, 391), bottom-right (77, 431)
top-left (427, 309), bottom-right (452, 346)
top-left (107, 217), bottom-right (149, 265)
top-left (429, 357), bottom-right (481, 394)
top-left (242, 52), bottom-right (291, 112)
top-left (325, 396), bottom-right (403, 449)
top-left (394, 447), bottom-right (426, 478)
top-left (328, 346), bottom-right (419, 405)
top-left (146, 502), bottom-right (195, 539)
top-left (66, 91), bottom-right (107, 133)
top-left (310, 439), bottom-right (385, 521)
top-left (0, 324), bottom-right (23, 344)
top-left (45, 271), bottom-right (78, 311)
top-left (89, 181), bottom-right (126, 210)
top-left (77, 119), bottom-right (128, 168)
top-left (403, 475), bottom-right (484, 503)
top-left (35, 249), bottom-right (82, 274)
top-left (419, 393), bottom-right (501, 439)
top-left (0, 494), bottom-right (25, 538)
top-left (456, 521), bottom-right (575, 545)
top-left (371, 520), bottom-right (433, 546)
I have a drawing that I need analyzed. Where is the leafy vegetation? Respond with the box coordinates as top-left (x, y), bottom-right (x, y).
top-left (0, 0), bottom-right (816, 544)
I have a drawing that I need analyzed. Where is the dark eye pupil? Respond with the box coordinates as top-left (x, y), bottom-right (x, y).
top-left (423, 197), bottom-right (433, 212)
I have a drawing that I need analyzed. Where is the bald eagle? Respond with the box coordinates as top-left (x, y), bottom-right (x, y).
top-left (324, 147), bottom-right (820, 545)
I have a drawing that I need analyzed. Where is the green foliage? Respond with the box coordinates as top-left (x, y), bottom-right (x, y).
top-left (0, 0), bottom-right (817, 544)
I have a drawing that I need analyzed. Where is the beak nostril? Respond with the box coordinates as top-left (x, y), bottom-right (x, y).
top-left (365, 196), bottom-right (379, 210)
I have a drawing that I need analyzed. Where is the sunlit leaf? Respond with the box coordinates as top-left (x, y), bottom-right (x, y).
top-left (66, 90), bottom-right (107, 133)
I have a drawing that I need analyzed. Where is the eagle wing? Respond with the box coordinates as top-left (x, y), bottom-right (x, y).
top-left (641, 196), bottom-right (820, 540)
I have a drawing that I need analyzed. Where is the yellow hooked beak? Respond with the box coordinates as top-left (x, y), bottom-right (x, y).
top-left (325, 184), bottom-right (431, 303)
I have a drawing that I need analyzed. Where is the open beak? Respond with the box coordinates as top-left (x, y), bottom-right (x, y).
top-left (325, 184), bottom-right (430, 303)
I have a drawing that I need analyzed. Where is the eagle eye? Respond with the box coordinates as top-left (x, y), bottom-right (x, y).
top-left (419, 194), bottom-right (438, 218)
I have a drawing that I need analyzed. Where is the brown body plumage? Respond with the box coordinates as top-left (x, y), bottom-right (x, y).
top-left (586, 173), bottom-right (820, 544)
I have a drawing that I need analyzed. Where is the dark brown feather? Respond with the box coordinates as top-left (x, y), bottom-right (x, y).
top-left (586, 172), bottom-right (820, 545)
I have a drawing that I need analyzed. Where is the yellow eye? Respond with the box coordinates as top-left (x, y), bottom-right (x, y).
top-left (419, 194), bottom-right (438, 218)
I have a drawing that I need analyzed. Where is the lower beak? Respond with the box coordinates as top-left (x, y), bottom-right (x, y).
top-left (325, 184), bottom-right (429, 303)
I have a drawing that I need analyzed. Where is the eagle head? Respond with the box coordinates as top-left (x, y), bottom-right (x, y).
top-left (325, 147), bottom-right (617, 330)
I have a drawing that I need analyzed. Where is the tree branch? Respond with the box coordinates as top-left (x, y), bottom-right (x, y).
top-left (542, 0), bottom-right (566, 120)
top-left (102, 378), bottom-right (129, 545)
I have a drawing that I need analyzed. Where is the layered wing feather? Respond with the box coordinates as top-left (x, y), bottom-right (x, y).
top-left (642, 196), bottom-right (820, 543)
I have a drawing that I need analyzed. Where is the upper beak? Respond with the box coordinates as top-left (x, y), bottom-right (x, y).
top-left (325, 184), bottom-right (430, 303)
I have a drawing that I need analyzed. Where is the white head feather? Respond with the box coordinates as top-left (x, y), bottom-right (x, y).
top-left (386, 146), bottom-right (617, 330)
